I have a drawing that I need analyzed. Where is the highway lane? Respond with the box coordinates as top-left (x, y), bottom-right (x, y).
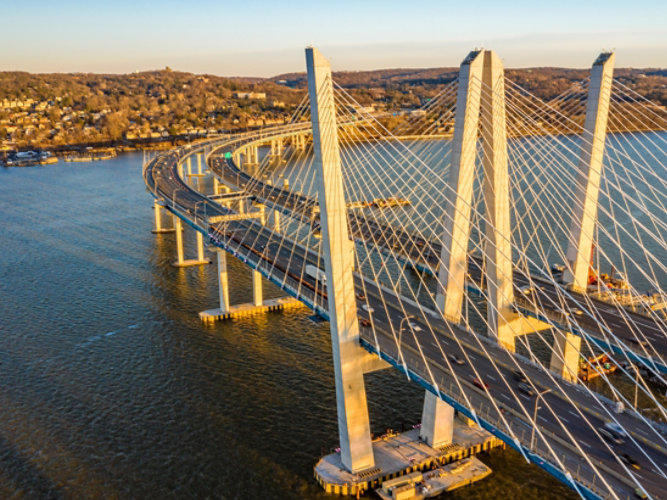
top-left (206, 144), bottom-right (667, 375)
top-left (145, 145), bottom-right (667, 499)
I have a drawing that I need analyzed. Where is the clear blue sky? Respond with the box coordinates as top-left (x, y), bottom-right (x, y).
top-left (2, 0), bottom-right (666, 75)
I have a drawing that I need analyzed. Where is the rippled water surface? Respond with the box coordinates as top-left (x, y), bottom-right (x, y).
top-left (0, 154), bottom-right (576, 499)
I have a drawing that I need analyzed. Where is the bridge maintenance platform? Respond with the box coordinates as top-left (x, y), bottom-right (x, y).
top-left (314, 422), bottom-right (503, 496)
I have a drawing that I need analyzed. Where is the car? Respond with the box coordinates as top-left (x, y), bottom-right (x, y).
top-left (604, 422), bottom-right (629, 439)
top-left (519, 285), bottom-right (533, 295)
top-left (408, 322), bottom-right (422, 332)
top-left (356, 292), bottom-right (366, 300)
top-left (471, 377), bottom-right (489, 390)
top-left (620, 453), bottom-right (640, 470)
top-left (449, 354), bottom-right (465, 365)
top-left (513, 370), bottom-right (529, 383)
top-left (599, 427), bottom-right (624, 445)
top-left (362, 304), bottom-right (374, 313)
top-left (517, 382), bottom-right (535, 397)
top-left (573, 308), bottom-right (584, 316)
top-left (360, 318), bottom-right (371, 328)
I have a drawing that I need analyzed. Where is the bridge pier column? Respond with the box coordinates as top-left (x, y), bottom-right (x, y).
top-left (563, 53), bottom-right (615, 292)
top-left (213, 177), bottom-right (219, 195)
top-left (178, 162), bottom-right (185, 180)
top-left (273, 210), bottom-right (281, 233)
top-left (420, 391), bottom-right (454, 448)
top-left (186, 157), bottom-right (193, 181)
top-left (173, 215), bottom-right (185, 266)
top-left (436, 50), bottom-right (484, 321)
top-left (217, 250), bottom-right (230, 314)
top-left (252, 204), bottom-right (266, 307)
top-left (171, 215), bottom-right (212, 268)
top-left (550, 330), bottom-right (582, 383)
top-left (152, 200), bottom-right (174, 234)
top-left (196, 153), bottom-right (203, 175)
top-left (307, 46), bottom-right (374, 474)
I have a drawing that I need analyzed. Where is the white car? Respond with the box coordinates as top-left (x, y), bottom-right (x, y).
top-left (604, 422), bottom-right (629, 439)
top-left (362, 304), bottom-right (374, 314)
top-left (409, 322), bottom-right (423, 332)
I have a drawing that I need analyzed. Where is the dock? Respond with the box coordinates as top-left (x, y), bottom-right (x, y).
top-left (314, 423), bottom-right (504, 496)
top-left (375, 456), bottom-right (492, 500)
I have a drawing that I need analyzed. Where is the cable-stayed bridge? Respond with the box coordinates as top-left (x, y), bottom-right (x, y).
top-left (143, 48), bottom-right (667, 499)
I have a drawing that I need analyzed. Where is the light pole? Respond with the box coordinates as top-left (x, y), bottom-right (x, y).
top-left (530, 388), bottom-right (551, 451)
top-left (194, 200), bottom-right (206, 223)
top-left (398, 315), bottom-right (415, 376)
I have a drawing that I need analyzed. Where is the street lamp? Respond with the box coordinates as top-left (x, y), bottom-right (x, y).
top-left (530, 388), bottom-right (552, 451)
top-left (194, 200), bottom-right (207, 223)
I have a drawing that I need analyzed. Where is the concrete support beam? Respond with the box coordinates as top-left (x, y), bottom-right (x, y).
top-left (436, 50), bottom-right (484, 322)
top-left (213, 177), bottom-right (219, 195)
top-left (420, 391), bottom-right (454, 448)
top-left (307, 46), bottom-right (374, 474)
top-left (359, 350), bottom-right (391, 374)
top-left (196, 153), bottom-right (203, 175)
top-left (217, 250), bottom-right (230, 313)
top-left (186, 157), bottom-right (192, 179)
top-left (172, 216), bottom-right (211, 268)
top-left (196, 231), bottom-right (205, 262)
top-left (550, 330), bottom-right (582, 384)
top-left (274, 210), bottom-right (281, 233)
top-left (152, 200), bottom-right (174, 234)
top-left (252, 270), bottom-right (263, 306)
top-left (173, 215), bottom-right (185, 266)
top-left (563, 53), bottom-right (615, 292)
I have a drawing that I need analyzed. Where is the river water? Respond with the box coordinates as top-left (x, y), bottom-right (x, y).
top-left (0, 152), bottom-right (589, 499)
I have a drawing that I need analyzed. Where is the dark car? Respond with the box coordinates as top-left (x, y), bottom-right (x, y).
top-left (356, 292), bottom-right (366, 300)
top-left (449, 354), bottom-right (465, 365)
top-left (513, 369), bottom-right (529, 383)
top-left (517, 382), bottom-right (535, 397)
top-left (620, 453), bottom-right (640, 470)
top-left (599, 427), bottom-right (624, 445)
top-left (360, 318), bottom-right (371, 328)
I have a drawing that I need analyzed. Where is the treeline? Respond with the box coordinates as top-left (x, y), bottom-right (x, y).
top-left (1, 64), bottom-right (665, 150)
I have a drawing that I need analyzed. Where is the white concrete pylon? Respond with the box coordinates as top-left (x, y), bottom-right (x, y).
top-left (273, 210), bottom-right (281, 233)
top-left (563, 53), bottom-right (615, 292)
top-left (550, 330), bottom-right (582, 383)
top-left (306, 46), bottom-right (374, 474)
top-left (436, 50), bottom-right (485, 322)
top-left (174, 215), bottom-right (185, 265)
top-left (420, 391), bottom-right (454, 447)
top-left (480, 50), bottom-right (516, 350)
top-left (252, 204), bottom-right (265, 307)
top-left (217, 250), bottom-right (230, 313)
top-left (197, 153), bottom-right (203, 175)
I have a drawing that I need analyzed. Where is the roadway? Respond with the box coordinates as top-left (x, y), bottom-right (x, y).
top-left (206, 140), bottom-right (667, 376)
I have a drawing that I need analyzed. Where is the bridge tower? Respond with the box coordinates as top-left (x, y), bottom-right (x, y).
top-left (306, 47), bottom-right (375, 473)
top-left (562, 53), bottom-right (615, 292)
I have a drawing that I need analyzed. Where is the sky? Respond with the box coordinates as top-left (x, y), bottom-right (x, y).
top-left (2, 0), bottom-right (666, 76)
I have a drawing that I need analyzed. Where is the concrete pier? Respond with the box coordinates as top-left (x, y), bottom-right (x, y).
top-left (171, 216), bottom-right (212, 267)
top-left (152, 200), bottom-right (175, 234)
top-left (314, 425), bottom-right (503, 496)
top-left (199, 296), bottom-right (305, 323)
